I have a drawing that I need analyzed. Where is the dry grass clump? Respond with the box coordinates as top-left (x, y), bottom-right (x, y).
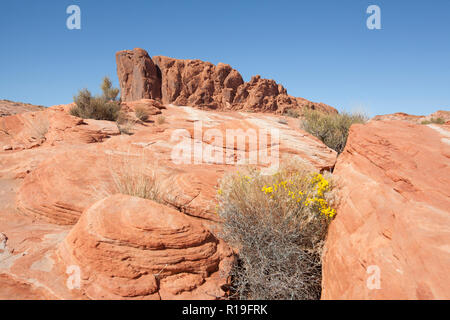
top-left (216, 160), bottom-right (336, 300)
top-left (283, 108), bottom-right (300, 118)
top-left (111, 152), bottom-right (161, 202)
top-left (156, 115), bottom-right (166, 125)
top-left (301, 110), bottom-right (367, 154)
top-left (421, 117), bottom-right (445, 125)
top-left (134, 106), bottom-right (149, 122)
top-left (116, 111), bottom-right (136, 135)
top-left (70, 77), bottom-right (121, 121)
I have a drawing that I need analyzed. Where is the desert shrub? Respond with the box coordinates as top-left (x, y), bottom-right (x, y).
top-left (301, 110), bottom-right (367, 154)
top-left (101, 76), bottom-right (120, 101)
top-left (216, 160), bottom-right (336, 300)
top-left (421, 117), bottom-right (445, 125)
top-left (283, 108), bottom-right (300, 118)
top-left (135, 106), bottom-right (149, 122)
top-left (156, 115), bottom-right (166, 125)
top-left (70, 77), bottom-right (121, 121)
top-left (111, 152), bottom-right (161, 202)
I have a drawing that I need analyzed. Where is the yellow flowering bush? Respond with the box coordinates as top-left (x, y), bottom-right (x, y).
top-left (215, 160), bottom-right (336, 300)
top-left (260, 172), bottom-right (336, 219)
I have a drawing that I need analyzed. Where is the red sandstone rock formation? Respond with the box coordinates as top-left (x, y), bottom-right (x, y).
top-left (116, 48), bottom-right (337, 114)
top-left (116, 48), bottom-right (162, 102)
top-left (58, 194), bottom-right (234, 299)
top-left (322, 120), bottom-right (450, 299)
top-left (0, 99), bottom-right (44, 117)
top-left (14, 103), bottom-right (336, 225)
top-left (0, 100), bottom-right (336, 299)
top-left (372, 110), bottom-right (450, 123)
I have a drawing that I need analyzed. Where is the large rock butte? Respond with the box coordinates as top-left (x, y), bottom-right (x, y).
top-left (322, 120), bottom-right (450, 299)
top-left (116, 48), bottom-right (337, 114)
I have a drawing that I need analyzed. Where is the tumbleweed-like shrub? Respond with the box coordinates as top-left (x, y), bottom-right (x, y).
top-left (301, 110), bottom-right (367, 154)
top-left (134, 106), bottom-right (149, 122)
top-left (216, 160), bottom-right (336, 300)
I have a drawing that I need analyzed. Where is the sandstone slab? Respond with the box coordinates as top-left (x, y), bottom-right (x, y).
top-left (322, 120), bottom-right (450, 299)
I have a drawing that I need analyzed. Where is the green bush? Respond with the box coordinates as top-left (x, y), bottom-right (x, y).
top-left (216, 160), bottom-right (336, 300)
top-left (101, 76), bottom-right (120, 101)
top-left (70, 77), bottom-right (121, 121)
top-left (301, 110), bottom-right (367, 154)
top-left (421, 117), bottom-right (445, 125)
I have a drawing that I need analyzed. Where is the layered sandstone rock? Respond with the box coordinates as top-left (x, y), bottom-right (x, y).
top-left (15, 104), bottom-right (336, 225)
top-left (116, 48), bottom-right (337, 114)
top-left (372, 110), bottom-right (450, 123)
top-left (58, 194), bottom-right (234, 299)
top-left (0, 106), bottom-right (119, 151)
top-left (116, 48), bottom-right (162, 102)
top-left (322, 120), bottom-right (450, 299)
top-left (120, 98), bottom-right (165, 116)
top-left (0, 99), bottom-right (44, 117)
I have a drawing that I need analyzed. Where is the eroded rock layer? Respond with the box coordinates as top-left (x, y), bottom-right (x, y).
top-left (58, 194), bottom-right (234, 299)
top-left (321, 120), bottom-right (450, 299)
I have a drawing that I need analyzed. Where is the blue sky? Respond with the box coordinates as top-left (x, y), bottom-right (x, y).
top-left (0, 0), bottom-right (449, 116)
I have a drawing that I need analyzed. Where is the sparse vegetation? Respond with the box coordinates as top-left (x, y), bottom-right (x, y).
top-left (421, 117), bottom-right (445, 125)
top-left (216, 160), bottom-right (336, 300)
top-left (111, 152), bottom-right (161, 202)
top-left (116, 111), bottom-right (135, 135)
top-left (135, 106), bottom-right (149, 122)
top-left (70, 77), bottom-right (121, 121)
top-left (156, 115), bottom-right (166, 125)
top-left (100, 76), bottom-right (120, 101)
top-left (283, 108), bottom-right (300, 118)
top-left (301, 110), bottom-right (367, 154)
top-left (28, 115), bottom-right (49, 141)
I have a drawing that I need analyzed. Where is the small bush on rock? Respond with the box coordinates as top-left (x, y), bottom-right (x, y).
top-left (301, 110), bottom-right (367, 154)
top-left (156, 115), bottom-right (166, 125)
top-left (216, 160), bottom-right (336, 300)
top-left (70, 77), bottom-right (121, 121)
top-left (111, 152), bottom-right (161, 202)
top-left (135, 106), bottom-right (149, 122)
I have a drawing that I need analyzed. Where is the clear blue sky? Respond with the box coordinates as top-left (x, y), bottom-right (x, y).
top-left (1, 0), bottom-right (449, 116)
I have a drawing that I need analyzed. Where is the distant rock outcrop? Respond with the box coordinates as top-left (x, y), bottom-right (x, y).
top-left (0, 99), bottom-right (44, 117)
top-left (372, 110), bottom-right (450, 123)
top-left (322, 120), bottom-right (450, 299)
top-left (116, 48), bottom-right (337, 114)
